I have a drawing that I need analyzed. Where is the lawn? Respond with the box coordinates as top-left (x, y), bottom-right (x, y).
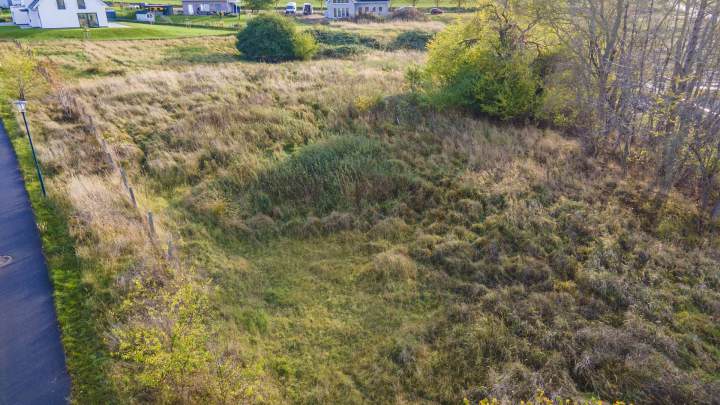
top-left (0, 22), bottom-right (234, 41)
top-left (157, 13), bottom-right (250, 27)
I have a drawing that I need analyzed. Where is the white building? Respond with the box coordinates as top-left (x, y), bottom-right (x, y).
top-left (182, 0), bottom-right (240, 15)
top-left (10, 0), bottom-right (109, 28)
top-left (135, 9), bottom-right (155, 22)
top-left (325, 0), bottom-right (389, 19)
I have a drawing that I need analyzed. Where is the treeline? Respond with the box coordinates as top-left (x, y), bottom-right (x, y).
top-left (412, 0), bottom-right (720, 226)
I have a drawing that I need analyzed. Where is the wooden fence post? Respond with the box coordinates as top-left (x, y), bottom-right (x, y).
top-left (167, 236), bottom-right (175, 260)
top-left (120, 167), bottom-right (129, 190)
top-left (128, 186), bottom-right (137, 208)
top-left (147, 211), bottom-right (156, 238)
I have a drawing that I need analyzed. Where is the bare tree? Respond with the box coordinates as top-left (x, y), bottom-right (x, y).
top-left (550, 0), bottom-right (720, 220)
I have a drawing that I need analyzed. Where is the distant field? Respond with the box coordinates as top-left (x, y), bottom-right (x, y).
top-left (0, 22), bottom-right (234, 41)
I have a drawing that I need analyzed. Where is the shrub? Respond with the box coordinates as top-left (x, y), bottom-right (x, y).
top-left (293, 31), bottom-right (319, 61)
top-left (309, 29), bottom-right (381, 49)
top-left (390, 30), bottom-right (435, 51)
top-left (391, 7), bottom-right (428, 21)
top-left (236, 15), bottom-right (317, 62)
top-left (318, 44), bottom-right (366, 59)
top-left (422, 16), bottom-right (543, 120)
top-left (244, 0), bottom-right (273, 12)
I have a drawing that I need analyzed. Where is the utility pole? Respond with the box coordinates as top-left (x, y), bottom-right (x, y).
top-left (14, 100), bottom-right (47, 197)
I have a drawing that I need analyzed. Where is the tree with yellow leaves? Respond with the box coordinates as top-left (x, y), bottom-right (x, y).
top-left (0, 44), bottom-right (46, 101)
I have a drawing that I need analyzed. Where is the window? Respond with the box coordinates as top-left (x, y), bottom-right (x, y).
top-left (56, 0), bottom-right (65, 9)
top-left (379, 6), bottom-right (382, 12)
top-left (372, 6), bottom-right (376, 11)
top-left (77, 0), bottom-right (85, 9)
top-left (78, 12), bottom-right (99, 27)
top-left (333, 8), bottom-right (336, 17)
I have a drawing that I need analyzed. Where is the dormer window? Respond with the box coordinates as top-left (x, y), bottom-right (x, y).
top-left (78, 0), bottom-right (86, 9)
top-left (56, 0), bottom-right (65, 9)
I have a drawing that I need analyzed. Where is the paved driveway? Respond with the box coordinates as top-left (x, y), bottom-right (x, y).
top-left (0, 121), bottom-right (70, 405)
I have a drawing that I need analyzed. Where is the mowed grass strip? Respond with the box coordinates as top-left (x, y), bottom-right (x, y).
top-left (0, 22), bottom-right (235, 41)
top-left (1, 107), bottom-right (116, 403)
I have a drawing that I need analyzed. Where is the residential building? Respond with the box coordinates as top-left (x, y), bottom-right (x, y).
top-left (325, 0), bottom-right (389, 19)
top-left (10, 0), bottom-right (109, 28)
top-left (181, 0), bottom-right (239, 15)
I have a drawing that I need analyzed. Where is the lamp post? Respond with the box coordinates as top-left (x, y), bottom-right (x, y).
top-left (13, 100), bottom-right (47, 197)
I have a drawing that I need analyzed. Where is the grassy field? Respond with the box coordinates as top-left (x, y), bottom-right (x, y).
top-left (2, 15), bottom-right (719, 405)
top-left (0, 22), bottom-right (234, 41)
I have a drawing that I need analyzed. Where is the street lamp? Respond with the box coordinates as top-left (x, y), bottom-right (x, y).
top-left (13, 100), bottom-right (47, 197)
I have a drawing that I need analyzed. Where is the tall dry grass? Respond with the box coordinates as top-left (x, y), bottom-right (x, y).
top-left (12, 31), bottom-right (720, 404)
top-left (21, 45), bottom-right (423, 402)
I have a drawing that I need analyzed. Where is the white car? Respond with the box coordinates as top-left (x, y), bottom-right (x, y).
top-left (285, 2), bottom-right (297, 15)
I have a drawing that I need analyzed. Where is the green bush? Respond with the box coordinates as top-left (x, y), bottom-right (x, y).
top-left (236, 15), bottom-right (317, 62)
top-left (423, 18), bottom-right (542, 121)
top-left (318, 44), bottom-right (367, 59)
top-left (309, 29), bottom-right (381, 49)
top-left (390, 30), bottom-right (434, 51)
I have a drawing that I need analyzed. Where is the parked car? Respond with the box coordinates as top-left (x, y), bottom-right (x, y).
top-left (430, 7), bottom-right (444, 14)
top-left (302, 2), bottom-right (313, 15)
top-left (285, 2), bottom-right (297, 15)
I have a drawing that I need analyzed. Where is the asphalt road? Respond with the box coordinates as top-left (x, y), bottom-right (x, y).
top-left (0, 121), bottom-right (70, 404)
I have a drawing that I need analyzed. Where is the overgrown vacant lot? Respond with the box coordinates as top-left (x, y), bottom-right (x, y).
top-left (8, 32), bottom-right (720, 404)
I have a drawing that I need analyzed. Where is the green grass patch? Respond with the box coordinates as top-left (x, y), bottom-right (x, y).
top-left (210, 233), bottom-right (440, 403)
top-left (250, 136), bottom-right (416, 215)
top-left (158, 13), bottom-right (249, 27)
top-left (0, 108), bottom-right (116, 403)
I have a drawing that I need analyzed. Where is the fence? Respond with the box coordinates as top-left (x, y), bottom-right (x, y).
top-left (85, 112), bottom-right (177, 262)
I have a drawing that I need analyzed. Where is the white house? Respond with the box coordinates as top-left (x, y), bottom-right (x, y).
top-left (182, 0), bottom-right (239, 15)
top-left (10, 0), bottom-right (109, 28)
top-left (325, 0), bottom-right (389, 19)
